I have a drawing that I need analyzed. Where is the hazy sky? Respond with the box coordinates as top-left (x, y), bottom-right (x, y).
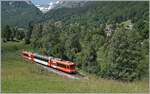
top-left (31, 0), bottom-right (58, 5)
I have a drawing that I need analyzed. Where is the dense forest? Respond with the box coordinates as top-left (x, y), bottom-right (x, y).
top-left (2, 1), bottom-right (149, 81)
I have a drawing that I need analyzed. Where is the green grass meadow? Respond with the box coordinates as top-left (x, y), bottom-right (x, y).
top-left (1, 41), bottom-right (149, 93)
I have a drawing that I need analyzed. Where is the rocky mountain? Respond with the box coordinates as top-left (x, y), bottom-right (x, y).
top-left (35, 1), bottom-right (63, 13)
top-left (34, 1), bottom-right (86, 13)
top-left (43, 1), bottom-right (88, 21)
top-left (55, 1), bottom-right (87, 9)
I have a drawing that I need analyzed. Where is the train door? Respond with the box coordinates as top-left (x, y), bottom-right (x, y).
top-left (48, 59), bottom-right (52, 67)
top-left (52, 61), bottom-right (57, 68)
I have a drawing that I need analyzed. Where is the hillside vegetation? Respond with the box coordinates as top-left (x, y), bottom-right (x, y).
top-left (30, 1), bottom-right (148, 81)
top-left (1, 41), bottom-right (148, 93)
top-left (1, 1), bottom-right (149, 92)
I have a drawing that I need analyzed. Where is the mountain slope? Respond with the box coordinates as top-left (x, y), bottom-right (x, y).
top-left (44, 1), bottom-right (148, 24)
top-left (1, 1), bottom-right (43, 28)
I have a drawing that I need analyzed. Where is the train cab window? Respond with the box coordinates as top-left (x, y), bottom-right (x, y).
top-left (23, 53), bottom-right (28, 57)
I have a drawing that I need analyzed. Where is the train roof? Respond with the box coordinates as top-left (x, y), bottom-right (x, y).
top-left (22, 51), bottom-right (33, 54)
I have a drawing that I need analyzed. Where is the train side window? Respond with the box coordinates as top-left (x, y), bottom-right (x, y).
top-left (65, 65), bottom-right (69, 69)
top-left (57, 63), bottom-right (66, 68)
top-left (34, 56), bottom-right (48, 62)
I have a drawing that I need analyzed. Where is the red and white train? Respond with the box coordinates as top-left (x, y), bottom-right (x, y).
top-left (21, 51), bottom-right (76, 73)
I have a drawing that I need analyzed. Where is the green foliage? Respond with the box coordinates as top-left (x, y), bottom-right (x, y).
top-left (108, 27), bottom-right (143, 81)
top-left (2, 25), bottom-right (25, 42)
top-left (3, 25), bottom-right (12, 41)
top-left (97, 46), bottom-right (110, 77)
top-left (2, 1), bottom-right (149, 81)
top-left (16, 29), bottom-right (25, 40)
top-left (64, 31), bottom-right (81, 60)
top-left (11, 27), bottom-right (17, 40)
top-left (25, 22), bottom-right (33, 44)
top-left (81, 45), bottom-right (100, 74)
top-left (134, 19), bottom-right (149, 39)
top-left (31, 24), bottom-right (43, 49)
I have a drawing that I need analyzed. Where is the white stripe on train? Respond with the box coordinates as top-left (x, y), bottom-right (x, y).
top-left (34, 58), bottom-right (48, 65)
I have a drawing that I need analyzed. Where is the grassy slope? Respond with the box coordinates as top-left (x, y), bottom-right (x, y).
top-left (1, 41), bottom-right (149, 93)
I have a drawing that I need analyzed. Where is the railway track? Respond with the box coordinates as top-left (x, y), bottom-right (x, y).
top-left (35, 62), bottom-right (86, 79)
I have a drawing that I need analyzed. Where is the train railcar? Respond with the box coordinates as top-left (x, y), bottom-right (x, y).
top-left (21, 51), bottom-right (34, 60)
top-left (21, 51), bottom-right (76, 73)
